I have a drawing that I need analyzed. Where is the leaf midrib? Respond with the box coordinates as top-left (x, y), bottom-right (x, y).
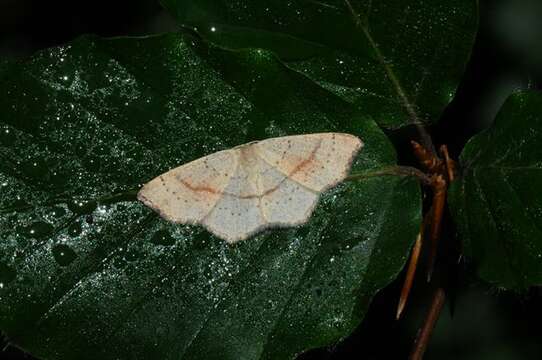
top-left (186, 3), bottom-right (424, 127)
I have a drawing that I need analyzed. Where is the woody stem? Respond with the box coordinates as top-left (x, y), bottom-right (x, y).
top-left (409, 287), bottom-right (446, 360)
top-left (426, 175), bottom-right (447, 282)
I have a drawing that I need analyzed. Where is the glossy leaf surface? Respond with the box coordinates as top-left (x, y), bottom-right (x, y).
top-left (160, 0), bottom-right (478, 129)
top-left (0, 33), bottom-right (420, 359)
top-left (449, 91), bottom-right (542, 289)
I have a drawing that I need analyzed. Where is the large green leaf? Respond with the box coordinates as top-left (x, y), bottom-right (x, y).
top-left (160, 0), bottom-right (478, 129)
top-left (449, 91), bottom-right (542, 290)
top-left (0, 32), bottom-right (420, 360)
top-left (0, 59), bottom-right (10, 75)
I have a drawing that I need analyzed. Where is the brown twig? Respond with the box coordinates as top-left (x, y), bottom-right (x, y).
top-left (396, 223), bottom-right (424, 319)
top-left (426, 175), bottom-right (446, 282)
top-left (411, 141), bottom-right (443, 174)
top-left (410, 141), bottom-right (449, 282)
top-left (439, 145), bottom-right (456, 182)
top-left (409, 288), bottom-right (446, 360)
top-left (396, 212), bottom-right (433, 319)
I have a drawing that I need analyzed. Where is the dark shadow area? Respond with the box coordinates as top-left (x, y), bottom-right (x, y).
top-left (0, 0), bottom-right (177, 59)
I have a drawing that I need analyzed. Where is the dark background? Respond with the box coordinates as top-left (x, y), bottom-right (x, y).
top-left (1, 0), bottom-right (542, 359)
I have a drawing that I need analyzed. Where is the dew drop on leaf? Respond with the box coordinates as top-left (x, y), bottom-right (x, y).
top-left (67, 199), bottom-right (97, 215)
top-left (296, 225), bottom-right (310, 238)
top-left (124, 248), bottom-right (139, 262)
top-left (112, 256), bottom-right (127, 268)
top-left (21, 158), bottom-right (49, 178)
top-left (9, 198), bottom-right (29, 209)
top-left (52, 244), bottom-right (77, 266)
top-left (50, 206), bottom-right (67, 218)
top-left (0, 125), bottom-right (16, 146)
top-left (0, 262), bottom-right (16, 287)
top-left (68, 221), bottom-right (82, 237)
top-left (82, 155), bottom-right (101, 172)
top-left (314, 287), bottom-right (323, 297)
top-left (48, 170), bottom-right (69, 188)
top-left (24, 221), bottom-right (54, 239)
top-left (151, 229), bottom-right (175, 246)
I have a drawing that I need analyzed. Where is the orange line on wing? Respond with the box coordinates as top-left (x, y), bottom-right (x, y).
top-left (289, 140), bottom-right (322, 177)
top-left (180, 179), bottom-right (219, 195)
top-left (179, 140), bottom-right (322, 199)
top-left (180, 178), bottom-right (280, 199)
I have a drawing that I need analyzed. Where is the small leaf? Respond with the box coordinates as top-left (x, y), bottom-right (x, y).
top-left (449, 91), bottom-right (542, 289)
top-left (0, 33), bottom-right (420, 360)
top-left (160, 0), bottom-right (478, 129)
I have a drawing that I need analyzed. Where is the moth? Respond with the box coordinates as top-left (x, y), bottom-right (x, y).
top-left (138, 133), bottom-right (363, 243)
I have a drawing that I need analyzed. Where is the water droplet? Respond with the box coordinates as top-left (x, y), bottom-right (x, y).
top-left (9, 198), bottom-right (29, 209)
top-left (68, 221), bottom-right (82, 237)
top-left (83, 156), bottom-right (101, 171)
top-left (0, 126), bottom-right (16, 146)
top-left (124, 248), bottom-right (139, 262)
top-left (192, 229), bottom-right (210, 251)
top-left (314, 287), bottom-right (323, 297)
top-left (21, 158), bottom-right (49, 178)
top-left (52, 244), bottom-right (77, 266)
top-left (151, 229), bottom-right (175, 246)
top-left (0, 262), bottom-right (16, 285)
top-left (112, 250), bottom-right (128, 268)
top-left (24, 221), bottom-right (54, 238)
top-left (68, 199), bottom-right (97, 215)
top-left (296, 225), bottom-right (310, 238)
top-left (48, 169), bottom-right (68, 187)
top-left (50, 206), bottom-right (67, 218)
top-left (156, 326), bottom-right (166, 336)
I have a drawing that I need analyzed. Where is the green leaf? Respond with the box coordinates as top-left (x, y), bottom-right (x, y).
top-left (449, 91), bottom-right (542, 290)
top-left (0, 59), bottom-right (13, 80)
top-left (0, 32), bottom-right (421, 360)
top-left (160, 0), bottom-right (478, 129)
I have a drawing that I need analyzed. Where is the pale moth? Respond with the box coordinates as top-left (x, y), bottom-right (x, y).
top-left (138, 133), bottom-right (363, 243)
